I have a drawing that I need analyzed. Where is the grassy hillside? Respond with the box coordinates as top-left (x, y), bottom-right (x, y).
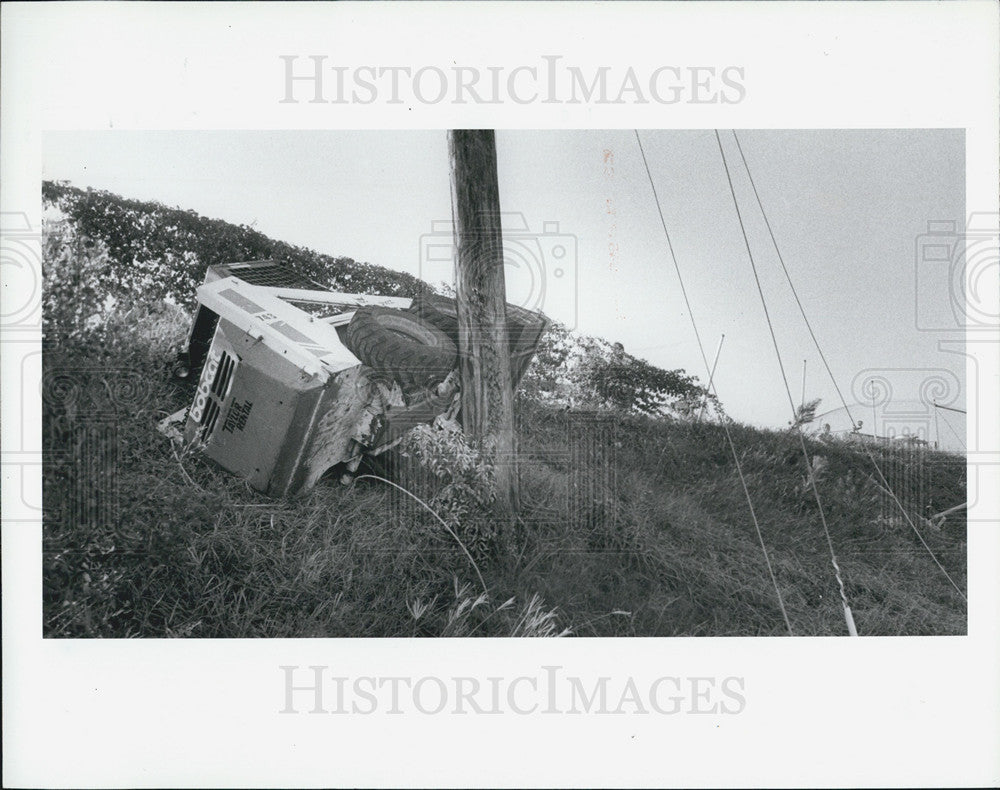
top-left (41, 183), bottom-right (967, 637)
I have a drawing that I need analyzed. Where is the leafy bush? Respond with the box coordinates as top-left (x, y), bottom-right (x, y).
top-left (43, 180), bottom-right (431, 311)
top-left (42, 207), bottom-right (114, 344)
top-left (519, 319), bottom-right (714, 418)
top-left (399, 420), bottom-right (499, 558)
top-left (580, 348), bottom-right (707, 416)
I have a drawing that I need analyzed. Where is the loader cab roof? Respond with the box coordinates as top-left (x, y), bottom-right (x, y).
top-left (196, 276), bottom-right (361, 381)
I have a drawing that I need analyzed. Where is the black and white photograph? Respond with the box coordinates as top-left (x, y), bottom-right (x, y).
top-left (39, 128), bottom-right (968, 639)
top-left (2, 2), bottom-right (998, 788)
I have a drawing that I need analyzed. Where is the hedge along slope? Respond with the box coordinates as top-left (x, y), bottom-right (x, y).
top-left (42, 180), bottom-right (711, 417)
top-left (42, 181), bottom-right (431, 312)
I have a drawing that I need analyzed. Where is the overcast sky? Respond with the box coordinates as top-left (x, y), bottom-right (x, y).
top-left (43, 129), bottom-right (965, 446)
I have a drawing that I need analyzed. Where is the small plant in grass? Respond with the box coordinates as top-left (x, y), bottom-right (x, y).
top-left (798, 454), bottom-right (830, 496)
top-left (407, 577), bottom-right (571, 637)
top-left (400, 421), bottom-right (499, 559)
top-left (789, 398), bottom-right (822, 429)
top-left (509, 593), bottom-right (573, 637)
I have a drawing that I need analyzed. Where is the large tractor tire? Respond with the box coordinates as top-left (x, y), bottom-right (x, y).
top-left (408, 292), bottom-right (462, 337)
top-left (411, 293), bottom-right (541, 336)
top-left (343, 307), bottom-right (458, 392)
top-left (408, 293), bottom-right (547, 386)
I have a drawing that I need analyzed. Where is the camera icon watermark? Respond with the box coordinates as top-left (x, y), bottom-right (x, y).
top-left (419, 212), bottom-right (578, 329)
top-left (915, 212), bottom-right (999, 332)
top-left (1, 212), bottom-right (43, 523)
top-left (1, 211), bottom-right (43, 331)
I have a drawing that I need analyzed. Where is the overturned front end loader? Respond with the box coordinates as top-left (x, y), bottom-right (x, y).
top-left (158, 260), bottom-right (547, 497)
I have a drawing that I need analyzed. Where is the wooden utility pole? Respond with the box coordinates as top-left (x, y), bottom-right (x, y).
top-left (447, 130), bottom-right (518, 514)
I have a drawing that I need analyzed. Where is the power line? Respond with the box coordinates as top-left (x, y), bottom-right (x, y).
top-left (635, 130), bottom-right (794, 637)
top-left (715, 129), bottom-right (858, 637)
top-left (696, 333), bottom-right (726, 423)
top-left (729, 131), bottom-right (858, 430)
top-left (730, 130), bottom-right (966, 604)
top-left (633, 132), bottom-right (713, 379)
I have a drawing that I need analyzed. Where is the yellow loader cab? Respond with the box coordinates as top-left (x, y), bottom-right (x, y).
top-left (160, 261), bottom-right (547, 498)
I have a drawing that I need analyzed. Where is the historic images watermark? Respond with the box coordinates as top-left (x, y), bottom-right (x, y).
top-left (911, 212), bottom-right (999, 522)
top-left (279, 56), bottom-right (746, 106)
top-left (1, 212), bottom-right (43, 524)
top-left (914, 213), bottom-right (999, 333)
top-left (419, 213), bottom-right (578, 329)
top-left (279, 665), bottom-right (746, 716)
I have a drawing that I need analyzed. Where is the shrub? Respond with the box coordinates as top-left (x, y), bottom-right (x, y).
top-left (42, 208), bottom-right (114, 344)
top-left (398, 420), bottom-right (499, 558)
top-left (43, 180), bottom-right (431, 311)
top-left (519, 319), bottom-right (714, 418)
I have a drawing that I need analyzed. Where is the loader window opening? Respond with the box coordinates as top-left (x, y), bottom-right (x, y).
top-left (226, 262), bottom-right (326, 291)
top-left (280, 298), bottom-right (352, 320)
top-left (187, 307), bottom-right (220, 380)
